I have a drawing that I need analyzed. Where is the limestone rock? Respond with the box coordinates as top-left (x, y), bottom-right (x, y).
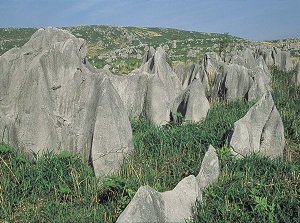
top-left (291, 61), bottom-right (300, 86)
top-left (0, 27), bottom-right (133, 176)
top-left (110, 47), bottom-right (181, 125)
top-left (202, 52), bottom-right (223, 86)
top-left (211, 64), bottom-right (251, 101)
top-left (231, 48), bottom-right (256, 69)
top-left (172, 79), bottom-right (210, 123)
top-left (196, 145), bottom-right (219, 192)
top-left (116, 176), bottom-right (199, 223)
top-left (247, 68), bottom-right (271, 101)
top-left (257, 46), bottom-right (293, 71)
top-left (140, 46), bottom-right (182, 97)
top-left (211, 48), bottom-right (272, 102)
top-left (273, 48), bottom-right (293, 71)
top-left (229, 92), bottom-right (285, 158)
top-left (173, 62), bottom-right (209, 92)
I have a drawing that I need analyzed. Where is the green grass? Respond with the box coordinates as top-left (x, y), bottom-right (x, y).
top-left (191, 154), bottom-right (299, 223)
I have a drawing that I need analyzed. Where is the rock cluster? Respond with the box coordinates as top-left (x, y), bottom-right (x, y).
top-left (0, 27), bottom-right (133, 177)
top-left (110, 46), bottom-right (210, 125)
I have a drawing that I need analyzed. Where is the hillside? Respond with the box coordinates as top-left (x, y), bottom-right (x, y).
top-left (0, 25), bottom-right (248, 74)
top-left (1, 25), bottom-right (300, 74)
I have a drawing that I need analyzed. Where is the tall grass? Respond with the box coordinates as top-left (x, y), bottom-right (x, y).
top-left (0, 146), bottom-right (122, 222)
top-left (0, 99), bottom-right (252, 222)
top-left (191, 154), bottom-right (299, 223)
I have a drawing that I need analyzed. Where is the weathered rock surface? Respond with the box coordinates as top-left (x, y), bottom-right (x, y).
top-left (211, 48), bottom-right (272, 101)
top-left (196, 145), bottom-right (220, 192)
top-left (110, 47), bottom-right (184, 125)
top-left (291, 61), bottom-right (300, 86)
top-left (229, 92), bottom-right (285, 158)
top-left (257, 46), bottom-right (293, 71)
top-left (211, 64), bottom-right (251, 101)
top-left (116, 145), bottom-right (219, 223)
top-left (173, 62), bottom-right (209, 92)
top-left (203, 52), bottom-right (223, 81)
top-left (139, 46), bottom-right (182, 98)
top-left (0, 27), bottom-right (133, 176)
top-left (172, 79), bottom-right (210, 123)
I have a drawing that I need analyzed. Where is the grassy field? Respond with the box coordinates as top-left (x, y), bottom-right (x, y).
top-left (0, 67), bottom-right (299, 222)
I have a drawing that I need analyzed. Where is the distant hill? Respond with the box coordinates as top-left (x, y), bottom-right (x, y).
top-left (0, 25), bottom-right (299, 74)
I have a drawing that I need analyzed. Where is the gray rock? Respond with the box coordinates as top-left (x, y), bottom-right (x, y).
top-left (291, 61), bottom-right (300, 86)
top-left (109, 47), bottom-right (182, 125)
top-left (247, 68), bottom-right (271, 101)
top-left (211, 48), bottom-right (272, 102)
top-left (231, 48), bottom-right (256, 69)
top-left (203, 52), bottom-right (223, 82)
top-left (140, 46), bottom-right (182, 96)
top-left (196, 145), bottom-right (219, 193)
top-left (173, 62), bottom-right (209, 92)
top-left (172, 79), bottom-right (210, 123)
top-left (116, 146), bottom-right (219, 223)
top-left (273, 48), bottom-right (293, 71)
top-left (109, 74), bottom-right (149, 118)
top-left (0, 27), bottom-right (133, 177)
top-left (257, 46), bottom-right (293, 71)
top-left (229, 92), bottom-right (285, 158)
top-left (211, 64), bottom-right (251, 101)
top-left (116, 175), bottom-right (199, 223)
top-left (257, 47), bottom-right (274, 67)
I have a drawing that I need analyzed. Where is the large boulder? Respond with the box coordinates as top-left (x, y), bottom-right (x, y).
top-left (229, 92), bottom-right (285, 158)
top-left (116, 145), bottom-right (219, 223)
top-left (272, 48), bottom-right (293, 71)
top-left (196, 145), bottom-right (220, 192)
top-left (230, 48), bottom-right (257, 69)
top-left (139, 46), bottom-right (182, 98)
top-left (0, 27), bottom-right (133, 176)
top-left (202, 52), bottom-right (223, 86)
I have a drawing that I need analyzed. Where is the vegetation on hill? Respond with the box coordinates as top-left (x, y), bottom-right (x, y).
top-left (1, 25), bottom-right (246, 74)
top-left (2, 25), bottom-right (300, 74)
